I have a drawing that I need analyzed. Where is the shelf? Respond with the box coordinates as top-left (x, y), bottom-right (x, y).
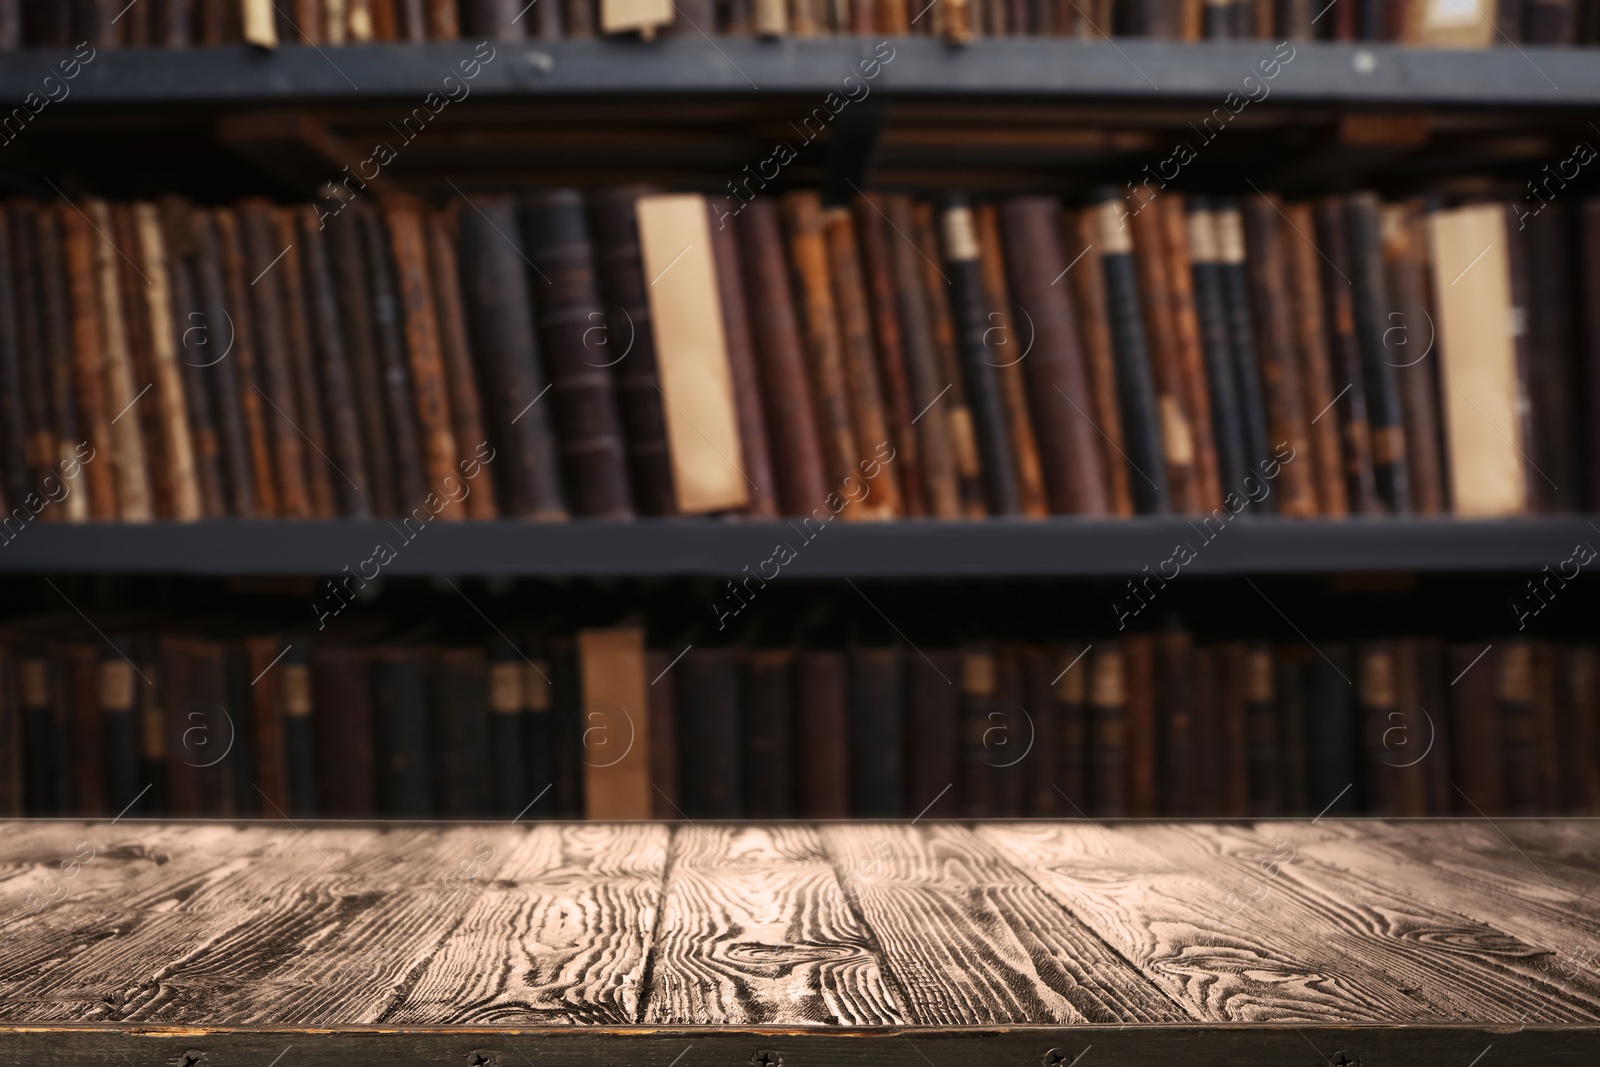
top-left (8, 38), bottom-right (1598, 108)
top-left (4, 516), bottom-right (1592, 577)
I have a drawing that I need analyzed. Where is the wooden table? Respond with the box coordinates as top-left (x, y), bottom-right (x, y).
top-left (2, 820), bottom-right (1598, 1065)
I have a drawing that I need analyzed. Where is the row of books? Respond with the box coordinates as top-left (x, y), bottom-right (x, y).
top-left (4, 615), bottom-right (1597, 819)
top-left (3, 0), bottom-right (1595, 47)
top-left (2, 185), bottom-right (1592, 528)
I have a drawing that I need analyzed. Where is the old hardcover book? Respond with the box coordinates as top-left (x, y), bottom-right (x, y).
top-left (6, 207), bottom-right (52, 508)
top-left (883, 194), bottom-right (961, 517)
top-left (1449, 642), bottom-right (1502, 813)
top-left (736, 200), bottom-right (829, 514)
top-left (382, 198), bottom-right (462, 515)
top-left (243, 0), bottom-right (280, 45)
top-left (215, 207), bottom-right (283, 517)
top-left (565, 0), bottom-right (596, 35)
top-left (280, 644), bottom-right (316, 817)
top-left (369, 646), bottom-right (432, 817)
top-left (1523, 205), bottom-right (1580, 513)
top-left (636, 194), bottom-right (750, 514)
top-left (1503, 207), bottom-right (1540, 511)
top-left (0, 213), bottom-right (28, 512)
top-left (1022, 648), bottom-right (1060, 816)
top-left (97, 656), bottom-right (140, 817)
top-left (434, 646), bottom-right (490, 817)
top-left (357, 203), bottom-right (430, 509)
top-left (743, 649), bottom-right (795, 817)
top-left (485, 647), bottom-right (525, 818)
top-left (1274, 648), bottom-right (1310, 814)
top-left (1357, 645), bottom-right (1402, 814)
top-left (426, 0), bottom-right (460, 35)
top-left (1067, 209), bottom-right (1136, 516)
top-left (1050, 644), bottom-right (1086, 812)
top-left (56, 203), bottom-right (119, 519)
top-left (1157, 194), bottom-right (1222, 509)
top-left (959, 646), bottom-right (1001, 818)
top-left (796, 648), bottom-right (849, 817)
top-left (463, 0), bottom-right (530, 36)
top-left (710, 208), bottom-right (779, 517)
top-left (1185, 200), bottom-right (1250, 500)
top-left (1240, 195), bottom-right (1318, 515)
top-left (1313, 198), bottom-right (1382, 514)
top-left (311, 644), bottom-right (374, 817)
top-left (1214, 201), bottom-right (1272, 491)
top-left (326, 203), bottom-right (398, 517)
top-left (59, 645), bottom-right (102, 816)
top-left (295, 207), bottom-right (371, 517)
top-left (1401, 0), bottom-right (1495, 44)
top-left (37, 207), bottom-right (91, 522)
top-left (1091, 195), bottom-right (1169, 513)
top-left (915, 201), bottom-right (987, 517)
top-left (824, 207), bottom-right (901, 518)
top-left (1000, 196), bottom-right (1111, 515)
top-left (275, 211), bottom-right (340, 517)
top-left (525, 642), bottom-right (564, 818)
top-left (1346, 193), bottom-right (1412, 512)
top-left (156, 201), bottom-right (225, 518)
top-left (1282, 202), bottom-right (1347, 517)
top-left (17, 654), bottom-right (58, 812)
top-left (1381, 202), bottom-right (1447, 515)
top-left (645, 649), bottom-right (678, 817)
top-left (133, 204), bottom-right (203, 522)
top-left (601, 0), bottom-right (673, 35)
top-left (1129, 195), bottom-right (1199, 514)
top-left (677, 646), bottom-right (741, 817)
top-left (245, 635), bottom-right (291, 814)
top-left (1559, 646), bottom-right (1600, 813)
top-left (589, 188), bottom-right (677, 516)
top-left (1153, 631), bottom-right (1194, 814)
top-left (1123, 635), bottom-right (1157, 816)
top-left (427, 208), bottom-right (498, 520)
top-left (906, 648), bottom-right (959, 819)
top-left (163, 637), bottom-right (235, 818)
top-left (1498, 642), bottom-right (1557, 815)
top-left (395, 0), bottom-right (427, 38)
top-left (523, 189), bottom-right (635, 519)
top-left (1426, 204), bottom-right (1525, 516)
top-left (853, 194), bottom-right (925, 516)
top-left (109, 202), bottom-right (170, 518)
top-left (1217, 643), bottom-right (1249, 816)
top-left (1238, 645), bottom-right (1277, 815)
top-left (1088, 644), bottom-right (1126, 816)
top-left (849, 645), bottom-right (904, 816)
top-left (577, 627), bottom-right (652, 819)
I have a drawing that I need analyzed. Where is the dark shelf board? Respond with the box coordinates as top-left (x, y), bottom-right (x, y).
top-left (4, 517), bottom-right (1593, 577)
top-left (8, 38), bottom-right (1597, 107)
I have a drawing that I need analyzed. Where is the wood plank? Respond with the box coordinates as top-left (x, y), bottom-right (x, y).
top-left (642, 824), bottom-right (905, 1026)
top-left (819, 823), bottom-right (1184, 1025)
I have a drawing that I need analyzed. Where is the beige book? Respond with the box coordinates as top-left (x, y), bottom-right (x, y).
top-left (87, 199), bottom-right (153, 522)
top-left (753, 0), bottom-right (789, 34)
top-left (579, 627), bottom-right (652, 820)
top-left (636, 194), bottom-right (750, 515)
top-left (135, 203), bottom-right (202, 522)
top-left (1403, 0), bottom-right (1494, 47)
top-left (325, 0), bottom-right (349, 43)
top-left (600, 0), bottom-right (674, 36)
top-left (1426, 204), bottom-right (1524, 517)
top-left (243, 0), bottom-right (282, 48)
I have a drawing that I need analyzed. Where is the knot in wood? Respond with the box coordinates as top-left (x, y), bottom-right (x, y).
top-left (751, 1050), bottom-right (781, 1067)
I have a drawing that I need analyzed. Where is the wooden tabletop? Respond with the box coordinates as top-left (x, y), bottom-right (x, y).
top-left (2, 819), bottom-right (1598, 1065)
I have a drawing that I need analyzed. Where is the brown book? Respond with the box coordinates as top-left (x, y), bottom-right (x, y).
top-left (784, 192), bottom-right (863, 510)
top-left (974, 203), bottom-right (1049, 518)
top-left (156, 199), bottom-right (227, 519)
top-left (959, 646), bottom-right (1001, 817)
top-left (383, 197), bottom-right (463, 517)
top-left (646, 650), bottom-right (679, 818)
top-left (108, 204), bottom-right (167, 520)
top-left (1088, 644), bottom-right (1126, 816)
top-left (1023, 648), bottom-right (1060, 816)
top-left (795, 649), bottom-right (849, 817)
top-left (589, 188), bottom-right (677, 517)
top-left (523, 190), bottom-right (635, 519)
top-left (1054, 644), bottom-right (1089, 813)
top-left (426, 0), bottom-right (460, 35)
top-left (1243, 644), bottom-right (1279, 816)
top-left (883, 194), bottom-right (961, 518)
top-left (736, 199), bottom-right (829, 515)
top-left (711, 210), bottom-right (779, 518)
top-left (295, 206), bottom-right (372, 518)
top-left (56, 202), bottom-right (119, 520)
top-left (1154, 630), bottom-right (1194, 815)
top-left (162, 637), bottom-right (235, 818)
top-left (312, 644), bottom-right (374, 817)
top-left (357, 202), bottom-right (429, 509)
top-left (1241, 194), bottom-right (1318, 516)
top-left (246, 634), bottom-right (291, 812)
top-left (6, 207), bottom-right (51, 511)
top-left (1449, 642), bottom-right (1502, 814)
top-left (37, 206), bottom-right (90, 522)
top-left (462, 0), bottom-right (530, 37)
top-left (396, 0), bottom-right (427, 38)
top-left (1381, 202), bottom-right (1447, 515)
top-left (1359, 644), bottom-right (1406, 815)
top-left (1559, 645), bottom-right (1600, 814)
top-left (1129, 193), bottom-right (1199, 514)
top-left (1283, 201), bottom-right (1347, 517)
top-left (916, 203), bottom-right (987, 517)
top-left (58, 645), bottom-right (102, 817)
top-left (1313, 198), bottom-right (1382, 515)
top-left (214, 207), bottom-right (282, 517)
top-left (1346, 193), bottom-right (1411, 513)
top-left (1123, 635), bottom-right (1157, 816)
top-left (1157, 194), bottom-right (1222, 511)
top-left (134, 204), bottom-right (203, 523)
top-left (426, 208), bottom-right (497, 520)
top-left (272, 211), bottom-right (338, 519)
top-left (907, 649), bottom-right (960, 818)
top-left (371, 0), bottom-right (400, 38)
top-left (292, 0), bottom-right (325, 41)
top-left (1218, 643), bottom-right (1250, 817)
top-left (823, 207), bottom-right (900, 518)
top-left (1499, 641), bottom-right (1559, 815)
top-left (238, 200), bottom-right (311, 519)
top-left (1186, 644), bottom-right (1219, 815)
top-left (852, 194), bottom-right (925, 517)
top-left (0, 212), bottom-right (29, 513)
top-left (327, 202), bottom-right (399, 517)
top-left (850, 645), bottom-right (905, 815)
top-left (578, 627), bottom-right (652, 820)
top-left (566, 0), bottom-right (596, 36)
top-left (1065, 209), bottom-right (1136, 517)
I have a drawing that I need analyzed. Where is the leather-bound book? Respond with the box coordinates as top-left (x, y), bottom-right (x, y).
top-left (824, 207), bottom-right (902, 518)
top-left (326, 203), bottom-right (399, 517)
top-left (1185, 200), bottom-right (1249, 500)
top-left (198, 0), bottom-right (235, 45)
top-left (133, 204), bottom-right (203, 522)
top-left (1055, 644), bottom-right (1089, 813)
top-left (1022, 648), bottom-right (1060, 816)
top-left (1503, 208), bottom-right (1540, 511)
top-left (783, 192), bottom-right (863, 509)
top-left (382, 198), bottom-right (462, 514)
top-left (1186, 645), bottom-right (1220, 815)
top-left (370, 646), bottom-right (432, 817)
top-left (1415, 638), bottom-right (1452, 816)
top-left (722, 0), bottom-right (754, 33)
top-left (743, 649), bottom-right (795, 817)
top-left (463, 0), bottom-right (529, 36)
top-left (1091, 194), bottom-right (1169, 514)
top-left (790, 0), bottom-right (820, 32)
top-left (1312, 199), bottom-right (1381, 514)
top-left (486, 646), bottom-right (525, 818)
top-left (76, 0), bottom-right (121, 48)
top-left (102, 223), bottom-right (155, 517)
top-left (37, 206), bottom-right (91, 522)
top-left (295, 206), bottom-right (371, 518)
top-left (1282, 202), bottom-right (1347, 517)
top-left (311, 644), bottom-right (374, 817)
top-left (1129, 195), bottom-right (1199, 514)
top-left (938, 200), bottom-right (1021, 515)
top-left (646, 649), bottom-right (678, 818)
top-left (1426, 205), bottom-right (1525, 517)
top-left (677, 647), bottom-right (741, 817)
top-left (370, 0), bottom-right (400, 38)
top-left (883, 194), bottom-right (961, 517)
top-left (992, 648), bottom-right (1027, 816)
top-left (291, 0), bottom-right (324, 41)
top-left (1301, 648), bottom-right (1361, 814)
top-left (522, 189), bottom-right (634, 519)
top-left (427, 208), bottom-right (498, 519)
top-left (238, 200), bottom-right (313, 519)
top-left (999, 197), bottom-right (1110, 516)
top-left (426, 0), bottom-right (460, 35)
top-left (849, 645), bottom-right (904, 816)
top-left (1526, 0), bottom-right (1576, 40)
top-left (245, 635), bottom-right (291, 814)
top-left (636, 194), bottom-right (750, 514)
top-left (1448, 642), bottom-right (1501, 814)
top-left (1214, 201), bottom-right (1272, 490)
top-left (673, 0), bottom-right (716, 31)
top-left (736, 200), bottom-right (829, 515)
top-left (1498, 642), bottom-right (1555, 815)
top-left (156, 0), bottom-right (194, 45)
top-left (1274, 648), bottom-right (1309, 815)
top-left (155, 201), bottom-right (224, 518)
top-left (1523, 204), bottom-right (1579, 513)
top-left (357, 203), bottom-right (430, 509)
top-left (396, 0), bottom-right (427, 38)
top-left (1066, 209), bottom-right (1136, 517)
top-left (17, 654), bottom-right (58, 813)
top-left (525, 643), bottom-right (564, 818)
top-left (1123, 635), bottom-right (1157, 816)
top-left (1157, 195), bottom-right (1222, 510)
top-left (1216, 643), bottom-right (1249, 816)
top-left (1558, 645), bottom-right (1600, 814)
top-left (163, 637), bottom-right (234, 817)
top-left (853, 194), bottom-right (925, 517)
top-left (1240, 195), bottom-right (1318, 515)
top-left (214, 207), bottom-right (281, 517)
top-left (710, 209), bottom-right (779, 518)
top-left (225, 641), bottom-right (258, 817)
top-left (915, 202), bottom-right (987, 517)
top-left (796, 649), bottom-right (849, 817)
top-left (56, 203), bottom-right (120, 519)
top-left (98, 655), bottom-right (141, 818)
top-left (1154, 630), bottom-right (1194, 815)
top-left (276, 216), bottom-right (341, 519)
top-left (907, 648), bottom-right (960, 819)
top-left (0, 213), bottom-right (28, 511)
top-left (564, 0), bottom-right (593, 37)
top-left (1381, 641), bottom-right (1431, 816)
top-left (7, 207), bottom-right (52, 506)
top-left (588, 188), bottom-right (676, 516)
top-left (58, 645), bottom-right (102, 816)
top-left (974, 203), bottom-right (1049, 517)
top-left (959, 646), bottom-right (1000, 817)
top-left (454, 197), bottom-right (565, 520)
top-left (434, 646), bottom-right (490, 817)
top-left (1239, 644), bottom-right (1277, 815)
top-left (346, 0), bottom-right (374, 40)
top-left (1345, 193), bottom-right (1411, 512)
top-left (578, 627), bottom-right (653, 819)
top-left (1088, 644), bottom-right (1126, 816)
top-left (1380, 202), bottom-right (1446, 515)
top-left (243, 0), bottom-right (281, 45)
top-left (280, 644), bottom-right (317, 817)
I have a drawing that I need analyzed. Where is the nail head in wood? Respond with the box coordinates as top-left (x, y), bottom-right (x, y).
top-left (1042, 1048), bottom-right (1068, 1067)
top-left (752, 1050), bottom-right (781, 1067)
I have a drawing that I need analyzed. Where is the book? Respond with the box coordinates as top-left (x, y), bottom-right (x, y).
top-left (578, 626), bottom-right (652, 819)
top-left (1313, 197), bottom-right (1383, 514)
top-left (427, 209), bottom-right (498, 519)
top-left (849, 645), bottom-right (904, 815)
top-left (1346, 193), bottom-right (1412, 512)
top-left (795, 649), bottom-right (849, 817)
top-left (710, 209), bottom-right (779, 517)
top-left (1129, 193), bottom-right (1199, 513)
top-left (1281, 201), bottom-right (1347, 517)
top-left (853, 194), bottom-right (925, 517)
top-left (1185, 199), bottom-right (1251, 500)
top-left (1381, 202), bottom-right (1448, 515)
top-left (743, 648), bottom-right (795, 817)
top-left (677, 646), bottom-right (740, 816)
top-left (1068, 208), bottom-right (1137, 517)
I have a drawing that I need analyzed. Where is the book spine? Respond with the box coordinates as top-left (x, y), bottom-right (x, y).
top-left (1214, 202), bottom-right (1273, 491)
top-left (156, 200), bottom-right (225, 518)
top-left (796, 649), bottom-right (849, 817)
top-left (357, 202), bottom-right (430, 509)
top-left (1158, 194), bottom-right (1223, 511)
top-left (1497, 642), bottom-right (1545, 814)
top-left (271, 215), bottom-right (337, 512)
top-left (311, 646), bottom-right (374, 817)
top-left (577, 627), bottom-right (652, 820)
top-left (280, 648), bottom-right (316, 817)
top-left (849, 645), bottom-right (904, 815)
top-left (1129, 194), bottom-right (1200, 514)
top-left (1091, 195), bottom-right (1170, 514)
top-left (245, 636), bottom-right (289, 812)
top-left (999, 196), bottom-right (1111, 516)
top-left (1273, 650), bottom-right (1308, 814)
top-left (907, 648), bottom-right (960, 818)
top-left (0, 212), bottom-right (28, 512)
top-left (1380, 202), bottom-right (1448, 515)
top-left (743, 649), bottom-right (795, 817)
top-left (434, 646), bottom-right (490, 817)
top-left (1345, 193), bottom-right (1411, 512)
top-left (1022, 647), bottom-right (1060, 815)
top-left (524, 648), bottom-right (562, 818)
top-left (959, 646), bottom-right (1000, 817)
top-left (710, 210), bottom-right (780, 518)
top-left (370, 648), bottom-right (433, 817)
top-left (1243, 645), bottom-right (1280, 815)
top-left (56, 203), bottom-right (120, 519)
top-left (1503, 205), bottom-right (1541, 512)
top-left (7, 207), bottom-right (52, 509)
top-left (134, 204), bottom-right (204, 522)
top-left (1088, 644), bottom-right (1126, 816)
top-left (1282, 201), bottom-right (1347, 517)
top-left (426, 208), bottom-right (499, 520)
top-left (37, 206), bottom-right (91, 522)
top-left (1217, 643), bottom-right (1249, 816)
top-left (426, 0), bottom-right (460, 35)
top-left (1559, 645), bottom-right (1600, 813)
top-left (463, 0), bottom-right (529, 36)
top-left (1066, 209), bottom-right (1137, 517)
top-left (214, 207), bottom-right (282, 517)
top-left (486, 649), bottom-right (526, 817)
top-left (647, 649), bottom-right (679, 818)
top-left (1154, 631), bottom-right (1193, 814)
top-left (1122, 635), bottom-right (1157, 815)
top-left (916, 201), bottom-right (987, 517)
top-left (176, 206), bottom-right (246, 516)
top-left (677, 647), bottom-right (741, 817)
top-left (18, 656), bottom-right (56, 812)
top-left (1300, 645), bottom-right (1359, 816)
top-left (522, 189), bottom-right (635, 519)
top-left (736, 199), bottom-right (830, 514)
top-left (110, 201), bottom-right (164, 517)
top-left (588, 188), bottom-right (677, 517)
top-left (1522, 203), bottom-right (1579, 513)
top-left (564, 0), bottom-right (593, 35)
top-left (326, 203), bottom-right (399, 517)
top-left (1313, 198), bottom-right (1382, 514)
top-left (1056, 644), bottom-right (1089, 812)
